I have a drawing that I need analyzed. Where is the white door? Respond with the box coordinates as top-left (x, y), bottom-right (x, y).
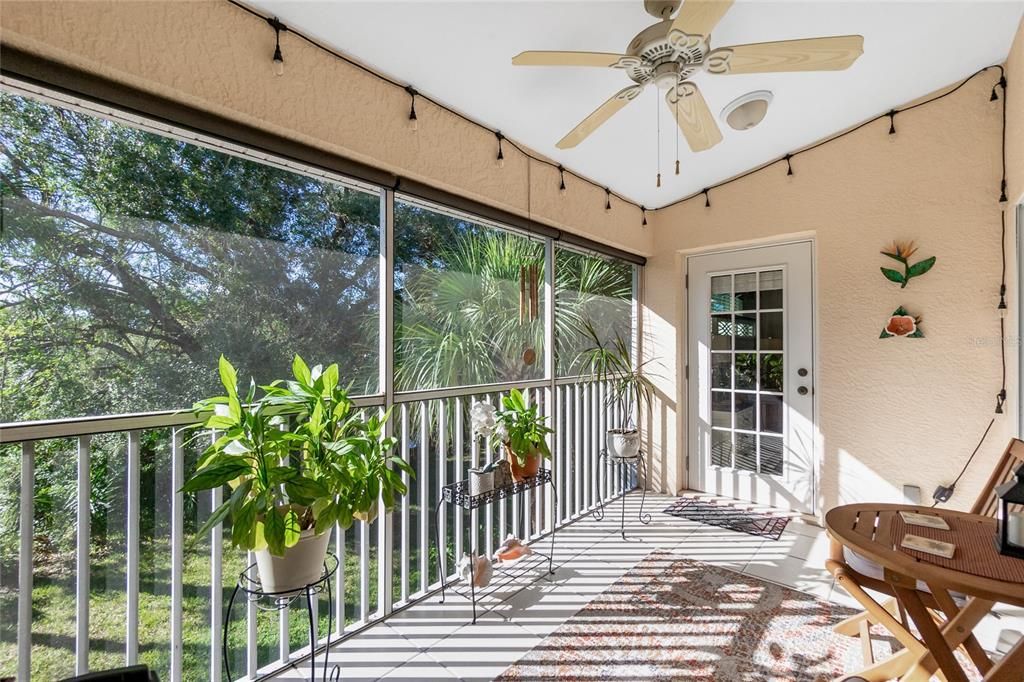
top-left (687, 241), bottom-right (816, 514)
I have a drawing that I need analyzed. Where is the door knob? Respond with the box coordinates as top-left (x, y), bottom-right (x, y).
top-left (797, 368), bottom-right (808, 377)
top-left (797, 386), bottom-right (809, 396)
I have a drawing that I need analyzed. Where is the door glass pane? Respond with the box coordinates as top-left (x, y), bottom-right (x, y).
top-left (735, 273), bottom-right (757, 311)
top-left (760, 312), bottom-right (783, 351)
top-left (712, 391), bottom-right (732, 428)
top-left (735, 353), bottom-right (757, 390)
top-left (735, 433), bottom-right (757, 472)
top-left (759, 270), bottom-right (783, 309)
top-left (735, 313), bottom-right (757, 350)
top-left (761, 354), bottom-right (783, 392)
top-left (711, 430), bottom-right (732, 467)
top-left (734, 393), bottom-right (756, 431)
top-left (711, 353), bottom-right (732, 389)
top-left (711, 315), bottom-right (733, 350)
top-left (760, 395), bottom-right (783, 434)
top-left (761, 436), bottom-right (784, 475)
top-left (705, 266), bottom-right (791, 477)
top-left (711, 275), bottom-right (732, 312)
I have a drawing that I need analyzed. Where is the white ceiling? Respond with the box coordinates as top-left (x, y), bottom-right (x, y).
top-left (250, 1), bottom-right (1024, 208)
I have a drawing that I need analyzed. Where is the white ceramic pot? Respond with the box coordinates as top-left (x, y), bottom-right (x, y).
top-left (469, 469), bottom-right (494, 497)
top-left (254, 528), bottom-right (331, 595)
top-left (606, 429), bottom-right (640, 459)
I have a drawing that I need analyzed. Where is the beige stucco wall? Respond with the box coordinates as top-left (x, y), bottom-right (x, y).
top-left (0, 0), bottom-right (653, 256)
top-left (645, 64), bottom-right (1018, 517)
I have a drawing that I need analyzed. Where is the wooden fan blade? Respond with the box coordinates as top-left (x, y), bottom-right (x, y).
top-left (512, 51), bottom-right (626, 67)
top-left (706, 35), bottom-right (864, 74)
top-left (666, 82), bottom-right (723, 152)
top-left (671, 0), bottom-right (734, 37)
top-left (557, 85), bottom-right (644, 149)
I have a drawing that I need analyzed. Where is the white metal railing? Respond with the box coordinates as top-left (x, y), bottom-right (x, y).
top-left (1, 378), bottom-right (632, 681)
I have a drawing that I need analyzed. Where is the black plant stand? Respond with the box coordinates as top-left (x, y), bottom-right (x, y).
top-left (434, 468), bottom-right (557, 624)
top-left (594, 450), bottom-right (650, 539)
top-left (224, 553), bottom-right (341, 682)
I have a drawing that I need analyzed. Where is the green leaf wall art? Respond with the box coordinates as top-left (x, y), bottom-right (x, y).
top-left (880, 240), bottom-right (936, 288)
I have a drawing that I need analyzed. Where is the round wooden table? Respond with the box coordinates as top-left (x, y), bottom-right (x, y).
top-left (825, 503), bottom-right (1024, 682)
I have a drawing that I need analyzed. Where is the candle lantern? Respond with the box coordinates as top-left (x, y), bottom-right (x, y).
top-left (995, 463), bottom-right (1024, 559)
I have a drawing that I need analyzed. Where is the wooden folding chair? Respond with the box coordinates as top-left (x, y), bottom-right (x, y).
top-left (826, 437), bottom-right (1024, 681)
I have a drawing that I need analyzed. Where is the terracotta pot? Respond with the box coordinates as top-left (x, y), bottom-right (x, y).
top-left (254, 527), bottom-right (331, 595)
top-left (505, 444), bottom-right (542, 482)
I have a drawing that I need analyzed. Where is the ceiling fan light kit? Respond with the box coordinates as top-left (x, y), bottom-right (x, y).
top-left (512, 0), bottom-right (864, 165)
top-left (721, 90), bottom-right (773, 131)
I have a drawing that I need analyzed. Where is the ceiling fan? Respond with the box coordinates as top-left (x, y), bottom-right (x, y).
top-left (512, 0), bottom-right (864, 152)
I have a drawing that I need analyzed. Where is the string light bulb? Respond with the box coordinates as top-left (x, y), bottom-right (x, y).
top-left (656, 173), bottom-right (661, 188)
top-left (1000, 179), bottom-right (1008, 204)
top-left (703, 189), bottom-right (711, 208)
top-left (675, 159), bottom-right (680, 176)
top-left (784, 154), bottom-right (794, 177)
top-left (999, 284), bottom-right (1008, 318)
top-left (268, 17), bottom-right (286, 77)
top-left (605, 188), bottom-right (612, 213)
top-left (996, 389), bottom-right (1007, 414)
top-left (405, 86), bottom-right (418, 131)
top-left (887, 110), bottom-right (897, 138)
top-left (495, 132), bottom-right (505, 168)
top-left (558, 165), bottom-right (567, 196)
top-left (641, 207), bottom-right (648, 227)
top-left (992, 76), bottom-right (1007, 103)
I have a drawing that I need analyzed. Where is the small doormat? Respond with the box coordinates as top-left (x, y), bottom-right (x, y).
top-left (663, 496), bottom-right (790, 540)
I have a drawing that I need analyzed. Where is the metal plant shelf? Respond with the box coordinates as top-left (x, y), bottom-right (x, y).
top-left (434, 467), bottom-right (557, 624)
top-left (441, 468), bottom-right (553, 509)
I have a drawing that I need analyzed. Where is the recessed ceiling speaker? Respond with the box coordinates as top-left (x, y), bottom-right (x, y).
top-left (720, 90), bottom-right (773, 131)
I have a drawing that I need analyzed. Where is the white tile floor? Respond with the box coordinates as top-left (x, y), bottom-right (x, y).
top-left (272, 492), bottom-right (1024, 681)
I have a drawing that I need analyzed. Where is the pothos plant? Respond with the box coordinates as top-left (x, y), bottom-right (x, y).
top-left (472, 389), bottom-right (553, 465)
top-left (183, 355), bottom-right (413, 557)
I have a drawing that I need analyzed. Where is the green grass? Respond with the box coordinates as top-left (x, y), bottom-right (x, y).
top-left (0, 534), bottom-right (385, 681)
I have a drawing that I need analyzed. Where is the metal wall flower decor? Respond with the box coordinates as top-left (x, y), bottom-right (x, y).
top-left (880, 306), bottom-right (924, 338)
top-left (880, 240), bottom-right (936, 288)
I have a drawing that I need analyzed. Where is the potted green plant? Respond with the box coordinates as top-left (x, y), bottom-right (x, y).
top-left (577, 322), bottom-right (655, 460)
top-left (182, 355), bottom-right (413, 594)
top-left (471, 389), bottom-right (552, 482)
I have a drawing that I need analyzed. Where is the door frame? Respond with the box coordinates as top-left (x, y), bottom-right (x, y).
top-left (683, 238), bottom-right (820, 515)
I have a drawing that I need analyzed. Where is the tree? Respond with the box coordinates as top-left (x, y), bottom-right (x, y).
top-left (0, 92), bottom-right (382, 422)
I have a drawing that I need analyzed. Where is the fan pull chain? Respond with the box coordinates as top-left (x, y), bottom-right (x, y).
top-left (675, 94), bottom-right (680, 175)
top-left (656, 89), bottom-right (662, 188)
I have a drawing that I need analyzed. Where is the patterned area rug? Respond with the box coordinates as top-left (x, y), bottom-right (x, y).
top-left (498, 551), bottom-right (871, 681)
top-left (663, 497), bottom-right (791, 540)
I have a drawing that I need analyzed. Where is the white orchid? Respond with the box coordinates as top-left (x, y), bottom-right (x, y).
top-left (470, 401), bottom-right (498, 438)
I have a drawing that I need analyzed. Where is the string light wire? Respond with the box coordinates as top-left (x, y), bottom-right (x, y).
top-left (228, 0), bottom-right (643, 213)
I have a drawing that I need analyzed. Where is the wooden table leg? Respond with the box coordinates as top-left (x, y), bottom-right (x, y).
top-left (930, 587), bottom-right (993, 675)
top-left (893, 591), bottom-right (993, 682)
top-left (893, 585), bottom-right (969, 682)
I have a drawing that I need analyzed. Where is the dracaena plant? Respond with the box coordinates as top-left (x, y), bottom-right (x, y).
top-left (576, 320), bottom-right (655, 431)
top-left (182, 355), bottom-right (412, 557)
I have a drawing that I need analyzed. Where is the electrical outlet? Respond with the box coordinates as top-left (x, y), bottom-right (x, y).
top-left (932, 484), bottom-right (954, 503)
